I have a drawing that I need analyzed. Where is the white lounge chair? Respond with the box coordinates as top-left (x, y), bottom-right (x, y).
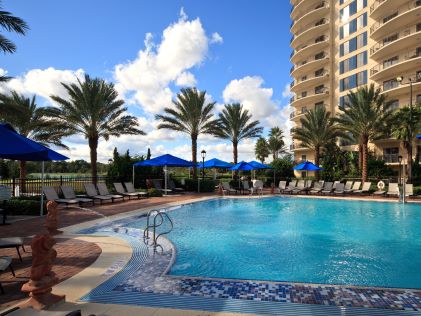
top-left (222, 182), bottom-right (237, 195)
top-left (321, 182), bottom-right (334, 194)
top-left (334, 183), bottom-right (345, 195)
top-left (309, 181), bottom-right (324, 194)
top-left (242, 181), bottom-right (253, 194)
top-left (404, 183), bottom-right (414, 197)
top-left (124, 182), bottom-right (148, 198)
top-left (276, 181), bottom-right (287, 193)
top-left (152, 179), bottom-right (173, 194)
top-left (386, 183), bottom-right (399, 197)
top-left (345, 181), bottom-right (361, 194)
top-left (251, 180), bottom-right (264, 195)
top-left (97, 183), bottom-right (124, 202)
top-left (61, 186), bottom-right (94, 205)
top-left (344, 181), bottom-right (353, 191)
top-left (353, 182), bottom-right (371, 194)
top-left (114, 183), bottom-right (146, 199)
top-left (284, 180), bottom-right (297, 194)
top-left (43, 187), bottom-right (79, 206)
top-left (292, 180), bottom-right (306, 194)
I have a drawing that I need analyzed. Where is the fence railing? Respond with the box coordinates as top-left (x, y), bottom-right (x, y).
top-left (0, 176), bottom-right (109, 196)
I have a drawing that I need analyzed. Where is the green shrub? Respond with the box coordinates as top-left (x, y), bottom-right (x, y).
top-left (147, 188), bottom-right (163, 197)
top-left (3, 198), bottom-right (45, 216)
top-left (184, 179), bottom-right (216, 192)
top-left (414, 186), bottom-right (421, 196)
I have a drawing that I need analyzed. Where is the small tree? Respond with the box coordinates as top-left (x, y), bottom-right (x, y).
top-left (255, 137), bottom-right (269, 163)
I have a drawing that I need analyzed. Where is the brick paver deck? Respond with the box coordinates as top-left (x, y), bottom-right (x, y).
top-left (0, 193), bottom-right (213, 309)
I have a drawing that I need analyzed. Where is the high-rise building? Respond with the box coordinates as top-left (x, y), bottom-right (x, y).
top-left (289, 0), bottom-right (421, 173)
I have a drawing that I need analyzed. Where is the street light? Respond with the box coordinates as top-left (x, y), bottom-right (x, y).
top-left (201, 150), bottom-right (206, 181)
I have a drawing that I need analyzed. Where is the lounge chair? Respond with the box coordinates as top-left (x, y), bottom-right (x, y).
top-left (97, 183), bottom-right (124, 202)
top-left (344, 181), bottom-right (353, 191)
top-left (0, 256), bottom-right (15, 294)
top-left (334, 183), bottom-right (345, 195)
top-left (60, 186), bottom-right (94, 205)
top-left (152, 179), bottom-right (173, 194)
top-left (309, 181), bottom-right (324, 194)
top-left (43, 187), bottom-right (79, 206)
top-left (386, 183), bottom-right (400, 197)
top-left (169, 179), bottom-right (185, 193)
top-left (84, 183), bottom-right (113, 204)
top-left (0, 237), bottom-right (25, 262)
top-left (222, 182), bottom-right (237, 195)
top-left (284, 180), bottom-right (297, 194)
top-left (321, 182), bottom-right (334, 194)
top-left (113, 183), bottom-right (144, 199)
top-left (345, 181), bottom-right (361, 194)
top-left (242, 181), bottom-right (253, 194)
top-left (276, 181), bottom-right (287, 193)
top-left (305, 180), bottom-right (313, 189)
top-left (124, 182), bottom-right (148, 198)
top-left (251, 180), bottom-right (264, 195)
top-left (353, 182), bottom-right (371, 194)
top-left (405, 183), bottom-right (414, 197)
top-left (292, 180), bottom-right (306, 194)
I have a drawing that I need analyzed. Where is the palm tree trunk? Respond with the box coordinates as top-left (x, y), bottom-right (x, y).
top-left (19, 160), bottom-right (26, 193)
top-left (89, 137), bottom-right (98, 184)
top-left (358, 143), bottom-right (363, 173)
top-left (362, 141), bottom-right (368, 183)
top-left (233, 140), bottom-right (238, 177)
top-left (191, 135), bottom-right (197, 179)
top-left (407, 142), bottom-right (413, 184)
top-left (314, 146), bottom-right (320, 181)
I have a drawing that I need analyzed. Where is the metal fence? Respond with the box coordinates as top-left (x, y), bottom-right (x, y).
top-left (0, 176), bottom-right (109, 196)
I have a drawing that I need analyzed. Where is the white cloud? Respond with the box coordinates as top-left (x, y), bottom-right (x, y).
top-left (282, 83), bottom-right (293, 98)
top-left (114, 9), bottom-right (220, 114)
top-left (0, 67), bottom-right (85, 102)
top-left (222, 76), bottom-right (293, 151)
top-left (210, 32), bottom-right (223, 44)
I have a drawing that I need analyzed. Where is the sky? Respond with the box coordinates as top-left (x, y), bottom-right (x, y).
top-left (0, 0), bottom-right (294, 163)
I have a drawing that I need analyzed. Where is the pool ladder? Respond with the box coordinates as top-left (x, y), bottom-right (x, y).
top-left (143, 209), bottom-right (173, 254)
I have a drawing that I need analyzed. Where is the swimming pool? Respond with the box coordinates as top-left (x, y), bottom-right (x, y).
top-left (109, 197), bottom-right (421, 289)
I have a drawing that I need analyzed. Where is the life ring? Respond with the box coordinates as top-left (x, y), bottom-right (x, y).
top-left (377, 181), bottom-right (385, 190)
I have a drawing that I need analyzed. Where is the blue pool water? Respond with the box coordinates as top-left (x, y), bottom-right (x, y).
top-left (116, 197), bottom-right (421, 288)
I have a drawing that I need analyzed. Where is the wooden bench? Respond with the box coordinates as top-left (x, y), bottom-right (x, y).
top-left (0, 256), bottom-right (14, 294)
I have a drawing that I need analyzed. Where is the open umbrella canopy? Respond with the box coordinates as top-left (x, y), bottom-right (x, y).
top-left (248, 160), bottom-right (273, 169)
top-left (198, 158), bottom-right (232, 169)
top-left (229, 161), bottom-right (255, 171)
top-left (417, 134), bottom-right (421, 139)
top-left (133, 154), bottom-right (194, 167)
top-left (293, 161), bottom-right (323, 171)
top-left (0, 123), bottom-right (68, 161)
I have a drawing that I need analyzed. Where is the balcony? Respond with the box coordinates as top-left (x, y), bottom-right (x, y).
top-left (377, 154), bottom-right (400, 163)
top-left (291, 54), bottom-right (329, 78)
top-left (291, 36), bottom-right (330, 63)
top-left (291, 70), bottom-right (329, 93)
top-left (291, 0), bottom-right (321, 20)
top-left (291, 2), bottom-right (329, 35)
top-left (290, 144), bottom-right (308, 151)
top-left (291, 20), bottom-right (330, 49)
top-left (370, 23), bottom-right (421, 60)
top-left (291, 88), bottom-right (329, 108)
top-left (370, 0), bottom-right (421, 40)
top-left (381, 74), bottom-right (421, 97)
top-left (370, 49), bottom-right (421, 81)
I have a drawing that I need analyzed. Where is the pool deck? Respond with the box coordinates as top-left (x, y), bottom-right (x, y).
top-left (2, 192), bottom-right (421, 315)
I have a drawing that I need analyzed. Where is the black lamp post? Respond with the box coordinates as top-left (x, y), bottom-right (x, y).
top-left (398, 155), bottom-right (403, 185)
top-left (201, 150), bottom-right (206, 181)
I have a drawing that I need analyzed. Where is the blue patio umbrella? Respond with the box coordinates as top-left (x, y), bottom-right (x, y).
top-left (248, 160), bottom-right (274, 183)
top-left (134, 154), bottom-right (194, 195)
top-left (417, 134), bottom-right (421, 139)
top-left (0, 123), bottom-right (69, 216)
top-left (293, 161), bottom-right (323, 171)
top-left (229, 161), bottom-right (255, 171)
top-left (197, 158), bottom-right (232, 169)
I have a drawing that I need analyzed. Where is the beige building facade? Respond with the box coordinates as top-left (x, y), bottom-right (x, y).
top-left (289, 0), bottom-right (421, 176)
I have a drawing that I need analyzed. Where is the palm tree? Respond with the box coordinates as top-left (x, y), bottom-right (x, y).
top-left (45, 75), bottom-right (144, 181)
top-left (390, 106), bottom-right (421, 183)
top-left (267, 127), bottom-right (286, 160)
top-left (214, 103), bottom-right (263, 164)
top-left (335, 84), bottom-right (392, 183)
top-left (0, 91), bottom-right (69, 188)
top-left (255, 137), bottom-right (269, 163)
top-left (155, 87), bottom-right (219, 179)
top-left (292, 106), bottom-right (343, 180)
top-left (0, 1), bottom-right (29, 81)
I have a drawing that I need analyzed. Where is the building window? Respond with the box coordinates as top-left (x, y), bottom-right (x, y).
top-left (315, 85), bottom-right (325, 94)
top-left (340, 70), bottom-right (367, 92)
top-left (417, 94), bottom-right (421, 105)
top-left (389, 99), bottom-right (399, 111)
top-left (383, 79), bottom-right (398, 91)
top-left (340, 51), bottom-right (367, 74)
top-left (315, 101), bottom-right (324, 110)
top-left (315, 51), bottom-right (325, 60)
top-left (383, 148), bottom-right (399, 163)
top-left (301, 91), bottom-right (307, 98)
top-left (383, 56), bottom-right (399, 69)
top-left (383, 33), bottom-right (398, 45)
top-left (383, 12), bottom-right (398, 24)
top-left (301, 155), bottom-right (307, 161)
top-left (340, 0), bottom-right (367, 23)
top-left (417, 71), bottom-right (421, 82)
top-left (340, 32), bottom-right (367, 56)
top-left (315, 35), bottom-right (326, 43)
top-left (339, 95), bottom-right (351, 108)
top-left (340, 13), bottom-right (367, 39)
top-left (315, 68), bottom-right (324, 77)
top-left (417, 23), bottom-right (421, 32)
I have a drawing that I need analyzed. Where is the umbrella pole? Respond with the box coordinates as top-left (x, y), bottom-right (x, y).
top-left (40, 161), bottom-right (44, 216)
top-left (164, 165), bottom-right (168, 196)
top-left (132, 165), bottom-right (135, 185)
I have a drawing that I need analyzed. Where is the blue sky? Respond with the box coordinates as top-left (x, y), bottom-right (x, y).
top-left (1, 0), bottom-right (294, 162)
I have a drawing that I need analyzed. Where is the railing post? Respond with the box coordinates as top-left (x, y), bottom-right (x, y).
top-left (60, 175), bottom-right (63, 186)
